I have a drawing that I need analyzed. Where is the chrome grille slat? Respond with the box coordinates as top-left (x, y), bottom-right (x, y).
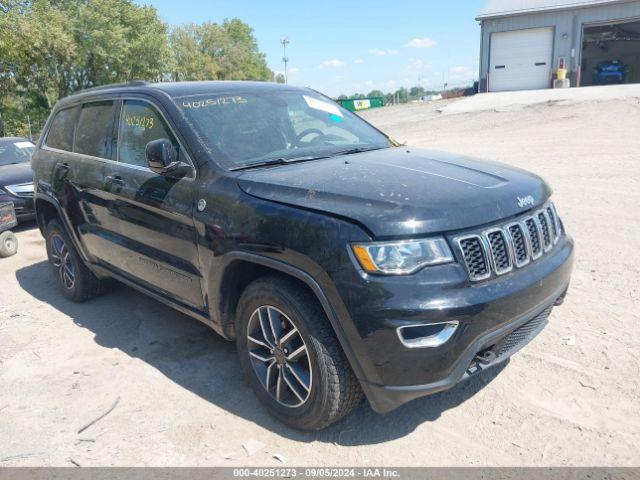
top-left (484, 229), bottom-right (512, 275)
top-left (525, 217), bottom-right (543, 259)
top-left (506, 222), bottom-right (530, 268)
top-left (457, 235), bottom-right (491, 281)
top-left (537, 211), bottom-right (552, 252)
top-left (546, 205), bottom-right (560, 244)
top-left (455, 202), bottom-right (563, 282)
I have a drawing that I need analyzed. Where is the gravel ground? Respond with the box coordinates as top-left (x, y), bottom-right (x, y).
top-left (1, 91), bottom-right (639, 467)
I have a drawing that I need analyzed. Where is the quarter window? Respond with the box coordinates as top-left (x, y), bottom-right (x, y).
top-left (74, 101), bottom-right (117, 159)
top-left (118, 100), bottom-right (179, 168)
top-left (45, 106), bottom-right (79, 152)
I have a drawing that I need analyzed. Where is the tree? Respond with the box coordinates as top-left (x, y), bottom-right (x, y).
top-left (274, 73), bottom-right (286, 84)
top-left (0, 0), bottom-right (171, 133)
top-left (367, 89), bottom-right (385, 98)
top-left (394, 87), bottom-right (409, 103)
top-left (409, 86), bottom-right (426, 99)
top-left (169, 19), bottom-right (272, 82)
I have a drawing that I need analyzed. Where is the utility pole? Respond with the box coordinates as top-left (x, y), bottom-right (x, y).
top-left (280, 37), bottom-right (290, 84)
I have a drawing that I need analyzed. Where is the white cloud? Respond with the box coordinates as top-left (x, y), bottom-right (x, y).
top-left (288, 67), bottom-right (300, 75)
top-left (368, 49), bottom-right (398, 56)
top-left (319, 59), bottom-right (346, 69)
top-left (365, 80), bottom-right (375, 88)
top-left (354, 58), bottom-right (365, 64)
top-left (405, 57), bottom-right (432, 74)
top-left (404, 37), bottom-right (437, 49)
top-left (450, 66), bottom-right (471, 74)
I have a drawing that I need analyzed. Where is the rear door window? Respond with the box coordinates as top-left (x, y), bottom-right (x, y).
top-left (74, 101), bottom-right (117, 159)
top-left (118, 100), bottom-right (180, 168)
top-left (45, 106), bottom-right (79, 152)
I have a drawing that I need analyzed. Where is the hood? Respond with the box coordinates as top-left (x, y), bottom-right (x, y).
top-left (237, 148), bottom-right (551, 237)
top-left (0, 162), bottom-right (33, 187)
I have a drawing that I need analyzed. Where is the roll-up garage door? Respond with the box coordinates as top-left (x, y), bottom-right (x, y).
top-left (489, 27), bottom-right (554, 92)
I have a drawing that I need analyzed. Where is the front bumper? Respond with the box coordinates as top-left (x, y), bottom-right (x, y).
top-left (328, 235), bottom-right (574, 413)
top-left (0, 192), bottom-right (35, 221)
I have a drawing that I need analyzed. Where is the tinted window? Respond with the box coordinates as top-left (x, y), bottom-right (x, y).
top-left (74, 101), bottom-right (117, 159)
top-left (45, 107), bottom-right (79, 151)
top-left (118, 100), bottom-right (180, 168)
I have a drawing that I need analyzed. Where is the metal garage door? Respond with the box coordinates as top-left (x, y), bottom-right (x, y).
top-left (489, 27), bottom-right (554, 92)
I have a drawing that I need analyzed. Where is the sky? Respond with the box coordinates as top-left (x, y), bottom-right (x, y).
top-left (141, 0), bottom-right (486, 97)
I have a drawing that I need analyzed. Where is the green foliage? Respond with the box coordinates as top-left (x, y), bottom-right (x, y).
top-left (0, 1), bottom-right (273, 136)
top-left (169, 19), bottom-right (272, 82)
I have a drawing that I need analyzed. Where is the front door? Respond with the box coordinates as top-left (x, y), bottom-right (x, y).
top-left (103, 98), bottom-right (204, 311)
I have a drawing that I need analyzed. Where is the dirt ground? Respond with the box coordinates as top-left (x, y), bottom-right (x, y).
top-left (1, 91), bottom-right (639, 467)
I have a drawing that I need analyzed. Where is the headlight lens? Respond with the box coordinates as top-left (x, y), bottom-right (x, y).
top-left (352, 237), bottom-right (454, 275)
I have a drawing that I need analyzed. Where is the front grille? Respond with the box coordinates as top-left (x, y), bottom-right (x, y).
top-left (486, 230), bottom-right (511, 273)
top-left (508, 224), bottom-right (529, 267)
top-left (546, 206), bottom-right (559, 242)
top-left (537, 212), bottom-right (552, 250)
top-left (525, 218), bottom-right (542, 257)
top-left (454, 202), bottom-right (563, 282)
top-left (458, 236), bottom-right (490, 281)
top-left (496, 305), bottom-right (553, 357)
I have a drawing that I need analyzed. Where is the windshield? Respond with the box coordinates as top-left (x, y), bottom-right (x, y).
top-left (0, 140), bottom-right (35, 166)
top-left (176, 89), bottom-right (391, 169)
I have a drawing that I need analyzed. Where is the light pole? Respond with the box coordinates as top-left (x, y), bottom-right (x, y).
top-left (280, 37), bottom-right (290, 83)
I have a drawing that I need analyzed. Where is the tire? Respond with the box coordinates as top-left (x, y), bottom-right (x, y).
top-left (236, 275), bottom-right (362, 430)
top-left (0, 230), bottom-right (18, 257)
top-left (45, 219), bottom-right (104, 302)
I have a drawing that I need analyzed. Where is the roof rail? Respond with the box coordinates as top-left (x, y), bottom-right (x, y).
top-left (79, 80), bottom-right (149, 93)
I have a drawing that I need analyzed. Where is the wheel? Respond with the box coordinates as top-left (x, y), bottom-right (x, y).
top-left (0, 231), bottom-right (18, 257)
top-left (45, 219), bottom-right (104, 302)
top-left (236, 275), bottom-right (362, 430)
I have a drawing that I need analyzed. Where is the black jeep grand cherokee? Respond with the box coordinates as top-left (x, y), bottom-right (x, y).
top-left (32, 81), bottom-right (573, 430)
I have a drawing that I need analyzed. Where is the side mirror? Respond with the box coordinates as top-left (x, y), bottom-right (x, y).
top-left (145, 139), bottom-right (190, 178)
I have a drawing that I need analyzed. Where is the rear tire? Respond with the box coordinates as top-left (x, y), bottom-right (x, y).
top-left (0, 231), bottom-right (18, 257)
top-left (236, 275), bottom-right (362, 430)
top-left (45, 219), bottom-right (103, 302)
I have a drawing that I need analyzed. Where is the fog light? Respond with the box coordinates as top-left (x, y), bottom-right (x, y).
top-left (397, 321), bottom-right (459, 349)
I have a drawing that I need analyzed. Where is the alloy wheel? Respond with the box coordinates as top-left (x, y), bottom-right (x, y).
top-left (246, 305), bottom-right (312, 408)
top-left (50, 234), bottom-right (75, 291)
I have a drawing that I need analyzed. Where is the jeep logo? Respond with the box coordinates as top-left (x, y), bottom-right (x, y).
top-left (517, 195), bottom-right (535, 208)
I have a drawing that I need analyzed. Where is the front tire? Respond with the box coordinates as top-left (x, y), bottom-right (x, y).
top-left (236, 275), bottom-right (362, 430)
top-left (45, 219), bottom-right (103, 302)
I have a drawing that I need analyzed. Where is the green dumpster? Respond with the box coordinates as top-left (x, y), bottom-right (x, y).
top-left (337, 97), bottom-right (384, 112)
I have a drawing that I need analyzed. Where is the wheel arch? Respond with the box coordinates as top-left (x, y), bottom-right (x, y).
top-left (34, 193), bottom-right (91, 264)
top-left (215, 252), bottom-right (373, 390)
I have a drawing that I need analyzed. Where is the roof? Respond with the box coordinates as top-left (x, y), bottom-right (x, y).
top-left (477, 0), bottom-right (631, 19)
top-left (57, 80), bottom-right (306, 107)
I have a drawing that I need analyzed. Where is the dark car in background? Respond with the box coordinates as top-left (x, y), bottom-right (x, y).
top-left (0, 136), bottom-right (36, 222)
top-left (31, 81), bottom-right (573, 430)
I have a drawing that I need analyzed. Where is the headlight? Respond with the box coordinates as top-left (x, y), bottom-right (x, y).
top-left (352, 237), bottom-right (454, 275)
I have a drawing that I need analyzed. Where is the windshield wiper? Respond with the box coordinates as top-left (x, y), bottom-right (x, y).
top-left (231, 155), bottom-right (327, 171)
top-left (330, 146), bottom-right (384, 157)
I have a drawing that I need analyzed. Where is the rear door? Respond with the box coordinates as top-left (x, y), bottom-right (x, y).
top-left (103, 98), bottom-right (204, 310)
top-left (489, 27), bottom-right (554, 92)
top-left (44, 100), bottom-right (122, 266)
